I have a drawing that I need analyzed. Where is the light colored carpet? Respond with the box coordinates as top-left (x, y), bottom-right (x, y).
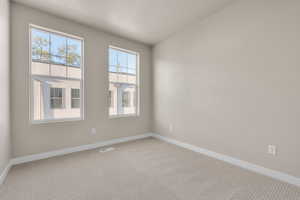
top-left (1, 138), bottom-right (300, 200)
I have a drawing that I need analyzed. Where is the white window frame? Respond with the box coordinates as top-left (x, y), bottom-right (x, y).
top-left (108, 45), bottom-right (140, 119)
top-left (29, 24), bottom-right (85, 124)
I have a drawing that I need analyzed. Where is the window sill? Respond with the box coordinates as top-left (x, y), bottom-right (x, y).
top-left (31, 117), bottom-right (83, 125)
top-left (109, 114), bottom-right (139, 119)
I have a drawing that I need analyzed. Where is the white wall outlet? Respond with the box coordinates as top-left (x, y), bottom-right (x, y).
top-left (169, 124), bottom-right (173, 133)
top-left (268, 145), bottom-right (277, 156)
top-left (90, 128), bottom-right (97, 135)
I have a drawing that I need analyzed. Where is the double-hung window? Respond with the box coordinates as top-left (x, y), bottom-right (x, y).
top-left (122, 91), bottom-right (131, 107)
top-left (71, 88), bottom-right (80, 108)
top-left (30, 25), bottom-right (84, 122)
top-left (50, 88), bottom-right (64, 109)
top-left (108, 46), bottom-right (139, 117)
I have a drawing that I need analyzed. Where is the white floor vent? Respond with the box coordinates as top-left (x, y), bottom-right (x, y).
top-left (98, 147), bottom-right (115, 153)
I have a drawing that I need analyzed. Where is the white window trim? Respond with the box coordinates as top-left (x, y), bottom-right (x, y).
top-left (29, 24), bottom-right (85, 124)
top-left (108, 45), bottom-right (140, 119)
top-left (109, 113), bottom-right (139, 119)
top-left (31, 117), bottom-right (83, 125)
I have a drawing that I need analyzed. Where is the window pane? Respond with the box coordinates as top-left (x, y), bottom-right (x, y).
top-left (109, 65), bottom-right (117, 73)
top-left (120, 85), bottom-right (136, 115)
top-left (50, 88), bottom-right (62, 98)
top-left (122, 91), bottom-right (130, 107)
top-left (58, 87), bottom-right (62, 97)
top-left (117, 51), bottom-right (127, 67)
top-left (128, 68), bottom-right (136, 75)
top-left (50, 87), bottom-right (54, 97)
top-left (109, 48), bottom-right (117, 66)
top-left (51, 99), bottom-right (63, 109)
top-left (71, 99), bottom-right (80, 108)
top-left (50, 88), bottom-right (64, 109)
top-left (50, 34), bottom-right (67, 65)
top-left (128, 54), bottom-right (136, 68)
top-left (109, 83), bottom-right (117, 116)
top-left (71, 88), bottom-right (80, 109)
top-left (31, 28), bottom-right (50, 62)
top-left (108, 91), bottom-right (113, 107)
top-left (67, 38), bottom-right (81, 67)
top-left (71, 88), bottom-right (80, 98)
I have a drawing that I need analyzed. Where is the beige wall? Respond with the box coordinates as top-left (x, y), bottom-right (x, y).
top-left (0, 0), bottom-right (11, 174)
top-left (11, 3), bottom-right (152, 157)
top-left (153, 0), bottom-right (300, 178)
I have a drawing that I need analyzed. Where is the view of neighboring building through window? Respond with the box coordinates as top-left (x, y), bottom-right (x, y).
top-left (30, 25), bottom-right (83, 122)
top-left (50, 88), bottom-right (64, 109)
top-left (122, 91), bottom-right (131, 107)
top-left (108, 46), bottom-right (139, 116)
top-left (108, 91), bottom-right (113, 108)
top-left (71, 88), bottom-right (80, 108)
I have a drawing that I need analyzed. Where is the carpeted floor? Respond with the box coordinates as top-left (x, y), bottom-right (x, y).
top-left (1, 138), bottom-right (300, 200)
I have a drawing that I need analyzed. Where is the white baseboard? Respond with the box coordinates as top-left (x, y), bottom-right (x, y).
top-left (0, 161), bottom-right (12, 185)
top-left (4, 132), bottom-right (299, 188)
top-left (1, 133), bottom-right (153, 185)
top-left (11, 133), bottom-right (153, 165)
top-left (151, 133), bottom-right (300, 187)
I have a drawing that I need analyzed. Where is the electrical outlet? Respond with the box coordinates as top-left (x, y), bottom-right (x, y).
top-left (90, 128), bottom-right (97, 135)
top-left (169, 124), bottom-right (173, 133)
top-left (268, 145), bottom-right (277, 156)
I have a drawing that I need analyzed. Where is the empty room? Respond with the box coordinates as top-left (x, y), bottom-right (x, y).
top-left (1, 0), bottom-right (300, 199)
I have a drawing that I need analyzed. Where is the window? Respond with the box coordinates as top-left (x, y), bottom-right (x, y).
top-left (109, 91), bottom-right (113, 108)
top-left (71, 89), bottom-right (80, 108)
top-left (50, 88), bottom-right (64, 109)
top-left (30, 25), bottom-right (84, 122)
top-left (108, 46), bottom-right (139, 117)
top-left (122, 91), bottom-right (131, 107)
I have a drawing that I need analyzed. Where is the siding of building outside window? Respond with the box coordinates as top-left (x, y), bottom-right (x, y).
top-left (29, 24), bottom-right (84, 123)
top-left (108, 46), bottom-right (139, 118)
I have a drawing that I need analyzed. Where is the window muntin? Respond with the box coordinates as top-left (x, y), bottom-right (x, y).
top-left (71, 88), bottom-right (80, 108)
top-left (30, 25), bottom-right (84, 122)
top-left (108, 47), bottom-right (139, 117)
